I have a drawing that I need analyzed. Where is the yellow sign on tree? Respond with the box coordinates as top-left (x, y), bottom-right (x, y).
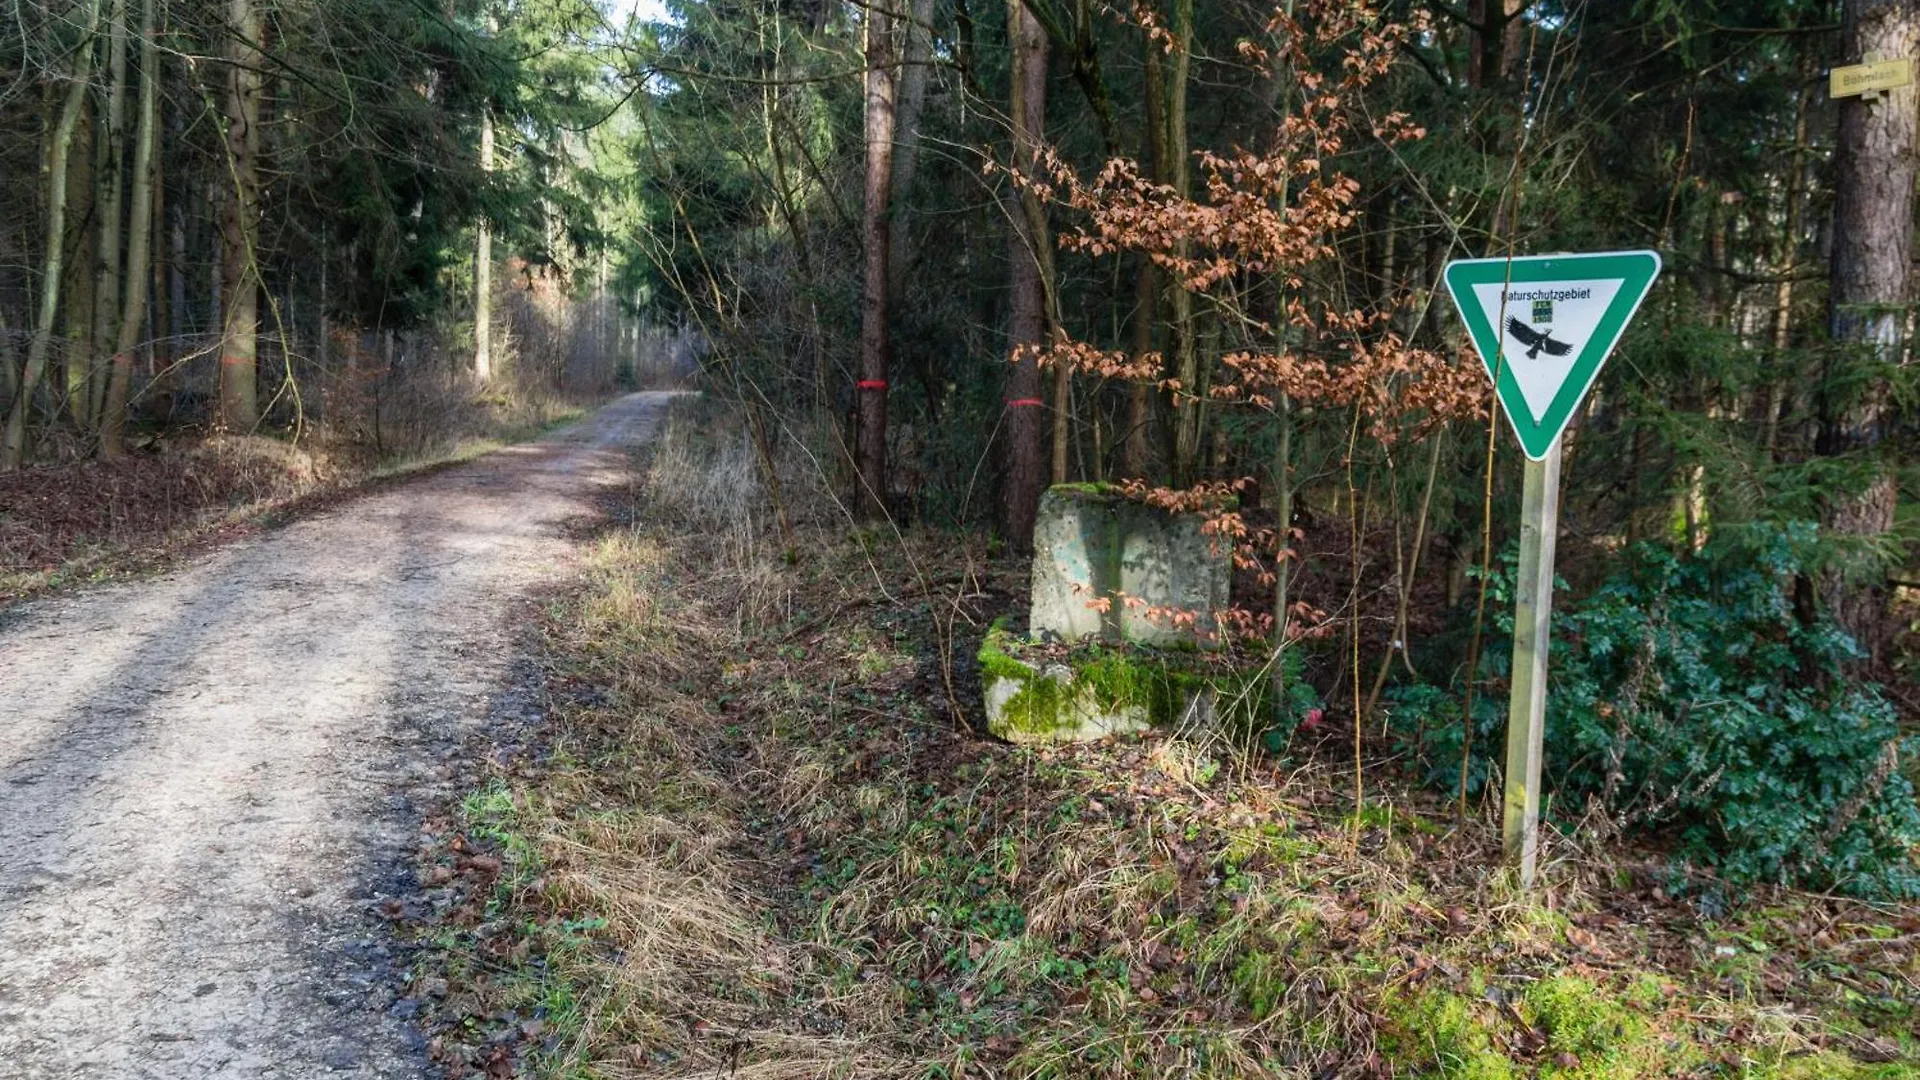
top-left (1831, 57), bottom-right (1914, 99)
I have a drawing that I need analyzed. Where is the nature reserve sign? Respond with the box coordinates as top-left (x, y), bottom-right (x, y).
top-left (1442, 249), bottom-right (1661, 887)
top-left (1443, 250), bottom-right (1662, 460)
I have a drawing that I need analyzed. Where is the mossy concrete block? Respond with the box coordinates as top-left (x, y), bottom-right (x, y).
top-left (1029, 484), bottom-right (1229, 648)
top-left (982, 657), bottom-right (1152, 744)
top-left (978, 625), bottom-right (1246, 744)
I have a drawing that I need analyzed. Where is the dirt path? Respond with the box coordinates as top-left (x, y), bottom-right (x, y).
top-left (0, 392), bottom-right (675, 1079)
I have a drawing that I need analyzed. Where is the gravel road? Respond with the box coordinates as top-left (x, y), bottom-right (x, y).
top-left (0, 392), bottom-right (674, 1078)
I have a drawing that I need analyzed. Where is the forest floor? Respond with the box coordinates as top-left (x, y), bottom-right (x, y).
top-left (403, 402), bottom-right (1920, 1080)
top-left (0, 391), bottom-right (677, 1078)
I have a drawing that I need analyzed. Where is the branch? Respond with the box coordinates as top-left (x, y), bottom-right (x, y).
top-left (1400, 40), bottom-right (1452, 90)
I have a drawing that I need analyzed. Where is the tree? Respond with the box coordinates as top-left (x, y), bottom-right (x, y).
top-left (476, 98), bottom-right (496, 385)
top-left (89, 0), bottom-right (131, 433)
top-left (1002, 0), bottom-right (1050, 551)
top-left (2, 0), bottom-right (103, 471)
top-left (218, 0), bottom-right (263, 433)
top-left (100, 0), bottom-right (159, 457)
top-left (1820, 0), bottom-right (1917, 659)
top-left (857, 0), bottom-right (897, 518)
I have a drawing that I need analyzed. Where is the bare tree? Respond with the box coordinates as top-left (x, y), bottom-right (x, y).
top-left (2, 0), bottom-right (104, 471)
top-left (100, 0), bottom-right (158, 457)
top-left (218, 0), bottom-right (262, 432)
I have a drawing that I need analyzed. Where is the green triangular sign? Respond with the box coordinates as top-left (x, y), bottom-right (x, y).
top-left (1443, 250), bottom-right (1661, 460)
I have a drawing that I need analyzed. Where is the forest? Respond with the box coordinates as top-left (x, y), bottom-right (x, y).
top-left (1, 0), bottom-right (1918, 1077)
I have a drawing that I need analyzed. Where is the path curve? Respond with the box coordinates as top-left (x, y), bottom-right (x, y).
top-left (0, 392), bottom-right (676, 1078)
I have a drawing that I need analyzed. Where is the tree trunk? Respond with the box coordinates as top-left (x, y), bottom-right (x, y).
top-left (887, 0), bottom-right (935, 301)
top-left (2, 0), bottom-right (103, 471)
top-left (88, 0), bottom-right (129, 432)
top-left (890, 0), bottom-right (938, 419)
top-left (1050, 325), bottom-right (1071, 484)
top-left (161, 122), bottom-right (186, 420)
top-left (475, 101), bottom-right (494, 384)
top-left (1467, 0), bottom-right (1525, 89)
top-left (100, 0), bottom-right (156, 458)
top-left (1819, 0), bottom-right (1918, 660)
top-left (1001, 0), bottom-right (1049, 551)
top-left (1125, 23), bottom-right (1170, 482)
top-left (150, 75), bottom-right (170, 394)
top-left (1123, 253), bottom-right (1156, 478)
top-left (218, 0), bottom-right (261, 433)
top-left (1, 311), bottom-right (15, 405)
top-left (856, 0), bottom-right (897, 518)
top-left (1763, 83), bottom-right (1811, 456)
top-left (1164, 0), bottom-right (1200, 486)
top-left (64, 95), bottom-right (96, 429)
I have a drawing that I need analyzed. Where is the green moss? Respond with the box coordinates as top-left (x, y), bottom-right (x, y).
top-left (1527, 976), bottom-right (1646, 1078)
top-left (977, 623), bottom-right (1035, 683)
top-left (1751, 1055), bottom-right (1920, 1080)
top-left (1379, 990), bottom-right (1519, 1080)
top-left (1379, 974), bottom-right (1910, 1080)
top-left (981, 626), bottom-right (1190, 735)
top-left (1230, 949), bottom-right (1287, 1020)
top-left (1219, 821), bottom-right (1312, 867)
top-left (1047, 481), bottom-right (1120, 498)
top-left (981, 621), bottom-right (1283, 743)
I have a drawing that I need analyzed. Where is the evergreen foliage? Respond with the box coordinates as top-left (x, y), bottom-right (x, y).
top-left (1392, 525), bottom-right (1920, 897)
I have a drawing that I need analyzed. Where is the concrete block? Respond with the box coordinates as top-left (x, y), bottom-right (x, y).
top-left (1028, 484), bottom-right (1229, 648)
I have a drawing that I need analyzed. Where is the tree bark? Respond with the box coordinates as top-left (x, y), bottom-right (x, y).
top-left (1122, 253), bottom-right (1156, 478)
top-left (161, 105), bottom-right (187, 420)
top-left (218, 0), bottom-right (262, 433)
top-left (100, 0), bottom-right (157, 458)
top-left (2, 0), bottom-right (103, 471)
top-left (1820, 0), bottom-right (1917, 660)
top-left (856, 0), bottom-right (897, 518)
top-left (1002, 0), bottom-right (1049, 550)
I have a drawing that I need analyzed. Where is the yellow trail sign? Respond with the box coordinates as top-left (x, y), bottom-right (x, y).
top-left (1831, 57), bottom-right (1913, 99)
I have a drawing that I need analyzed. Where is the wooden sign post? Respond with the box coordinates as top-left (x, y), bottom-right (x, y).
top-left (1502, 441), bottom-right (1561, 884)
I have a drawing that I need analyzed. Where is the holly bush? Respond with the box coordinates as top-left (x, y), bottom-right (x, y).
top-left (1390, 523), bottom-right (1920, 899)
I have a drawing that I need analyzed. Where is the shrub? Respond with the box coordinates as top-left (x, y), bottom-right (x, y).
top-left (1390, 523), bottom-right (1920, 898)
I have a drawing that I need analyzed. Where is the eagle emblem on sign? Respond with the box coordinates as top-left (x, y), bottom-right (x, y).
top-left (1506, 317), bottom-right (1573, 359)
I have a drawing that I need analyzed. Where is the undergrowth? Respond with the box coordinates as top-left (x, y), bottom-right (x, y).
top-left (408, 405), bottom-right (1920, 1079)
top-left (1389, 528), bottom-right (1920, 899)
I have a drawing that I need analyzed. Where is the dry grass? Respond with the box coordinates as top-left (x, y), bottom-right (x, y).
top-left (410, 400), bottom-right (1920, 1080)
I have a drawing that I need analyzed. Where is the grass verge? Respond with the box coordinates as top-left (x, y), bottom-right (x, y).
top-left (405, 410), bottom-right (1920, 1079)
